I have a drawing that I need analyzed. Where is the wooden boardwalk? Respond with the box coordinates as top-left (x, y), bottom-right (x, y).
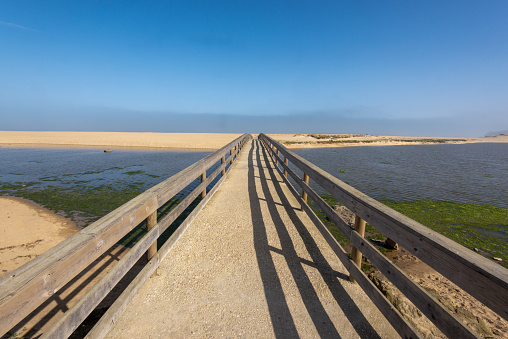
top-left (2, 134), bottom-right (507, 338)
top-left (105, 139), bottom-right (399, 338)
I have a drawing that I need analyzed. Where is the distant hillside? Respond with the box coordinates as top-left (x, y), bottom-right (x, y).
top-left (485, 130), bottom-right (508, 136)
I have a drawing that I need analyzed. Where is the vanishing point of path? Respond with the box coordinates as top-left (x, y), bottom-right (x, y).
top-left (106, 139), bottom-right (399, 338)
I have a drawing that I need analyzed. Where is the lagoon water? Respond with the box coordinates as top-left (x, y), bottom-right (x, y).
top-left (1, 143), bottom-right (507, 208)
top-left (0, 148), bottom-right (212, 194)
top-left (293, 143), bottom-right (508, 208)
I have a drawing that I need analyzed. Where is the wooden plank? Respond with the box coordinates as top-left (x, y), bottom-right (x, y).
top-left (41, 224), bottom-right (160, 338)
top-left (260, 134), bottom-right (508, 321)
top-left (0, 134), bottom-right (251, 337)
top-left (86, 139), bottom-right (249, 338)
top-left (259, 143), bottom-right (420, 339)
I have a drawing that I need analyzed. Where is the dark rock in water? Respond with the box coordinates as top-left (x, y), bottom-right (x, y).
top-left (104, 149), bottom-right (112, 153)
top-left (385, 237), bottom-right (399, 250)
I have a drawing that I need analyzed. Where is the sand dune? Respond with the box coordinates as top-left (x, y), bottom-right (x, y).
top-left (267, 133), bottom-right (508, 149)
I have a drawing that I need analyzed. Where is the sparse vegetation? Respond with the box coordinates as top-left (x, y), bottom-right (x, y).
top-left (309, 134), bottom-right (366, 139)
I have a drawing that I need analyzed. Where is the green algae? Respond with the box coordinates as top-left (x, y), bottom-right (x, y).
top-left (310, 194), bottom-right (508, 268)
top-left (123, 170), bottom-right (144, 175)
top-left (382, 200), bottom-right (508, 268)
top-left (1, 184), bottom-right (144, 223)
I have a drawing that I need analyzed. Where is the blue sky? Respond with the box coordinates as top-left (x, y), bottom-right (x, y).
top-left (1, 1), bottom-right (507, 136)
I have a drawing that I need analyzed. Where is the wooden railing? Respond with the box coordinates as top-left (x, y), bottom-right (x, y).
top-left (0, 133), bottom-right (252, 338)
top-left (259, 133), bottom-right (508, 339)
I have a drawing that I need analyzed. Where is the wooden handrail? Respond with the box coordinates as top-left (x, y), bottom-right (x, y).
top-left (0, 133), bottom-right (252, 338)
top-left (259, 133), bottom-right (508, 338)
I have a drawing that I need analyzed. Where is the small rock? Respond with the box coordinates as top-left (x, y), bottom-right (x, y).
top-left (21, 184), bottom-right (26, 188)
top-left (331, 205), bottom-right (355, 226)
top-left (473, 248), bottom-right (480, 252)
top-left (385, 238), bottom-right (399, 250)
top-left (493, 257), bottom-right (502, 262)
top-left (104, 149), bottom-right (112, 153)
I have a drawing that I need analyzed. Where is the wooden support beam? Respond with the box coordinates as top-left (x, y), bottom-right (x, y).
top-left (283, 157), bottom-right (288, 178)
top-left (300, 173), bottom-right (309, 211)
top-left (221, 156), bottom-right (225, 176)
top-left (201, 171), bottom-right (207, 198)
top-left (349, 215), bottom-right (366, 283)
top-left (146, 211), bottom-right (158, 277)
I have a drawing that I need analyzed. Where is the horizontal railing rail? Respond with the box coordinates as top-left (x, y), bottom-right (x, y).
top-left (259, 133), bottom-right (508, 339)
top-left (0, 133), bottom-right (252, 338)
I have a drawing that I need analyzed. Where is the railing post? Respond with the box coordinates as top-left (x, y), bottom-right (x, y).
top-left (276, 149), bottom-right (280, 166)
top-left (201, 171), bottom-right (206, 198)
top-left (230, 149), bottom-right (233, 165)
top-left (221, 156), bottom-right (225, 176)
top-left (284, 157), bottom-right (288, 178)
top-left (301, 173), bottom-right (309, 211)
top-left (349, 215), bottom-right (367, 282)
top-left (147, 211), bottom-right (158, 277)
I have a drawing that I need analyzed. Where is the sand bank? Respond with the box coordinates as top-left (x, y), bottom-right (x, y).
top-left (0, 196), bottom-right (79, 278)
top-left (0, 131), bottom-right (242, 150)
top-left (268, 133), bottom-right (508, 149)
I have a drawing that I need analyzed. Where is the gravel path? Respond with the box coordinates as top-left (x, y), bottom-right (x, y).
top-left (106, 139), bottom-right (399, 338)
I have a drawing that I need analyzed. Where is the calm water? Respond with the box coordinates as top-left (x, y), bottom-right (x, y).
top-left (1, 143), bottom-right (507, 209)
top-left (0, 147), bottom-right (212, 194)
top-left (293, 143), bottom-right (508, 208)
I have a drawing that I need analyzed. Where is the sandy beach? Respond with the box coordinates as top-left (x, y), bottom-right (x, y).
top-left (0, 197), bottom-right (79, 278)
top-left (267, 133), bottom-right (508, 149)
top-left (0, 131), bottom-right (242, 150)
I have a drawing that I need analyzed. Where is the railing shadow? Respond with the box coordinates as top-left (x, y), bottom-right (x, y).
top-left (3, 244), bottom-right (144, 338)
top-left (248, 139), bottom-right (381, 338)
top-left (248, 140), bottom-right (299, 338)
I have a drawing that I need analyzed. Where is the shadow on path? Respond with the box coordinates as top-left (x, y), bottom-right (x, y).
top-left (249, 139), bottom-right (382, 338)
